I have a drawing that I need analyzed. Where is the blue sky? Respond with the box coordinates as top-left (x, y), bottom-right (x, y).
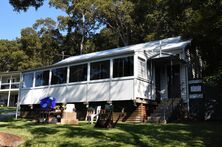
top-left (0, 0), bottom-right (65, 40)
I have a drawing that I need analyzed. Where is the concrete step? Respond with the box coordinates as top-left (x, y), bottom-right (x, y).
top-left (148, 98), bottom-right (182, 123)
top-left (147, 116), bottom-right (161, 123)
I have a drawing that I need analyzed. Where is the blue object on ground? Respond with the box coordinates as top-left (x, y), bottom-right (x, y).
top-left (40, 96), bottom-right (56, 109)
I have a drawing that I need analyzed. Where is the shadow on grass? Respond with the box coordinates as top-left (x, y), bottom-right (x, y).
top-left (59, 142), bottom-right (82, 147)
top-left (1, 119), bottom-right (222, 146)
top-left (55, 124), bottom-right (138, 146)
top-left (30, 127), bottom-right (58, 137)
top-left (117, 122), bottom-right (222, 146)
top-left (24, 140), bottom-right (82, 147)
top-left (62, 127), bottom-right (104, 138)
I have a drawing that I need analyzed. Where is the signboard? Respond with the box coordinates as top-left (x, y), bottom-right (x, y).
top-left (189, 79), bottom-right (203, 99)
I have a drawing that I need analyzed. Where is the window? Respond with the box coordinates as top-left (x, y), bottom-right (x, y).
top-left (70, 64), bottom-right (87, 82)
top-left (113, 56), bottom-right (134, 78)
top-left (90, 60), bottom-right (110, 80)
top-left (138, 58), bottom-right (146, 79)
top-left (22, 73), bottom-right (33, 88)
top-left (11, 78), bottom-right (16, 83)
top-left (51, 67), bottom-right (67, 85)
top-left (35, 70), bottom-right (49, 87)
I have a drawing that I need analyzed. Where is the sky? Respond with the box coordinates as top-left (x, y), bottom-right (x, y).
top-left (0, 0), bottom-right (65, 40)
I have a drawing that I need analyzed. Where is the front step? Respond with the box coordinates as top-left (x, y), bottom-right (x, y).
top-left (148, 98), bottom-right (181, 123)
top-left (147, 116), bottom-right (167, 124)
top-left (147, 116), bottom-right (161, 123)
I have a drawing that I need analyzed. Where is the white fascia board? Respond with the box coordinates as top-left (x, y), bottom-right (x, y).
top-left (161, 40), bottom-right (191, 52)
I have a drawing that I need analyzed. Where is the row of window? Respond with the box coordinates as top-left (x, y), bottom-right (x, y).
top-left (23, 56), bottom-right (134, 88)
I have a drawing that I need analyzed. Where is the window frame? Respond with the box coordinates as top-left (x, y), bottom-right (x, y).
top-left (138, 57), bottom-right (147, 79)
top-left (90, 59), bottom-right (111, 81)
top-left (35, 70), bottom-right (50, 87)
top-left (69, 63), bottom-right (88, 83)
top-left (22, 72), bottom-right (34, 88)
top-left (113, 56), bottom-right (134, 78)
top-left (51, 67), bottom-right (68, 85)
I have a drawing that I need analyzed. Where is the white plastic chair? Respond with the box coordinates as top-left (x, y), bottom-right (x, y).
top-left (88, 106), bottom-right (101, 124)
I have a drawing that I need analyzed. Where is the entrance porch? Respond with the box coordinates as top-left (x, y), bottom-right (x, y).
top-left (149, 56), bottom-right (188, 102)
top-left (147, 56), bottom-right (189, 123)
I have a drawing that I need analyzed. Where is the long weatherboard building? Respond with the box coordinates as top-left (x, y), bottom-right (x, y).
top-left (18, 36), bottom-right (201, 122)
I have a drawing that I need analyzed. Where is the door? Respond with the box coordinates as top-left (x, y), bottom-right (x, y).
top-left (167, 65), bottom-right (181, 98)
top-left (155, 65), bottom-right (161, 102)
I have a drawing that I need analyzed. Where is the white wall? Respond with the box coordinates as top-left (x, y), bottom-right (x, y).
top-left (135, 80), bottom-right (149, 99)
top-left (66, 84), bottom-right (87, 102)
top-left (19, 79), bottom-right (134, 105)
top-left (135, 51), bottom-right (154, 100)
top-left (111, 79), bottom-right (134, 101)
top-left (88, 82), bottom-right (109, 102)
top-left (20, 88), bottom-right (45, 104)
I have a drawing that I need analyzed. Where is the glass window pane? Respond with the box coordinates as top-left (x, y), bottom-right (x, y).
top-left (90, 60), bottom-right (110, 80)
top-left (22, 73), bottom-right (33, 88)
top-left (70, 64), bottom-right (87, 82)
top-left (35, 70), bottom-right (49, 87)
top-left (51, 67), bottom-right (67, 85)
top-left (113, 56), bottom-right (134, 78)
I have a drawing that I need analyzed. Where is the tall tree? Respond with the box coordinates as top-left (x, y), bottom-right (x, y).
top-left (9, 0), bottom-right (44, 11)
top-left (50, 0), bottom-right (101, 54)
top-left (20, 27), bottom-right (42, 68)
top-left (33, 18), bottom-right (63, 65)
top-left (95, 0), bottom-right (134, 46)
top-left (0, 40), bottom-right (27, 71)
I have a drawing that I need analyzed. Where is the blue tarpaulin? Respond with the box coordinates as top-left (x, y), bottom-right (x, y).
top-left (40, 96), bottom-right (56, 109)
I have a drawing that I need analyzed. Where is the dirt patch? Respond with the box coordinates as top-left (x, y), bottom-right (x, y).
top-left (0, 132), bottom-right (23, 147)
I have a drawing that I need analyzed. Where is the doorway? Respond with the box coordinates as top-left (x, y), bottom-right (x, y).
top-left (167, 65), bottom-right (181, 98)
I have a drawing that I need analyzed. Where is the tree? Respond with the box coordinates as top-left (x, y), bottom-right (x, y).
top-left (93, 28), bottom-right (119, 51)
top-left (50, 0), bottom-right (102, 54)
top-left (7, 0), bottom-right (222, 77)
top-left (95, 0), bottom-right (134, 46)
top-left (20, 27), bottom-right (42, 68)
top-left (33, 18), bottom-right (63, 65)
top-left (0, 40), bottom-right (27, 71)
top-left (9, 0), bottom-right (44, 11)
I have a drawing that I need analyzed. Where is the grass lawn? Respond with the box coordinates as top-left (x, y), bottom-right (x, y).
top-left (0, 119), bottom-right (221, 147)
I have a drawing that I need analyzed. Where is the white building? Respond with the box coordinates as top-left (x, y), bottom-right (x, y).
top-left (18, 36), bottom-right (192, 121)
top-left (0, 71), bottom-right (20, 107)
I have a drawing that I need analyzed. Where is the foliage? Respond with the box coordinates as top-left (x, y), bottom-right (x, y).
top-left (33, 17), bottom-right (63, 65)
top-left (95, 0), bottom-right (134, 46)
top-left (50, 0), bottom-right (102, 54)
top-left (20, 27), bottom-right (43, 69)
top-left (0, 119), bottom-right (221, 146)
top-left (93, 28), bottom-right (119, 51)
top-left (0, 40), bottom-right (27, 71)
top-left (9, 0), bottom-right (44, 11)
top-left (4, 0), bottom-right (222, 80)
top-left (204, 69), bottom-right (222, 120)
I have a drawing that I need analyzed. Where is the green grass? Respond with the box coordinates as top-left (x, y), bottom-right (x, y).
top-left (0, 107), bottom-right (16, 114)
top-left (0, 119), bottom-right (221, 147)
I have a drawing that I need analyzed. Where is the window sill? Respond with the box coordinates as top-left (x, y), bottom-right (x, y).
top-left (136, 77), bottom-right (150, 83)
top-left (111, 76), bottom-right (134, 81)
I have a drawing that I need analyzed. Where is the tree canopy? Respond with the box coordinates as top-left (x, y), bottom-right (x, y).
top-left (1, 0), bottom-right (221, 78)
